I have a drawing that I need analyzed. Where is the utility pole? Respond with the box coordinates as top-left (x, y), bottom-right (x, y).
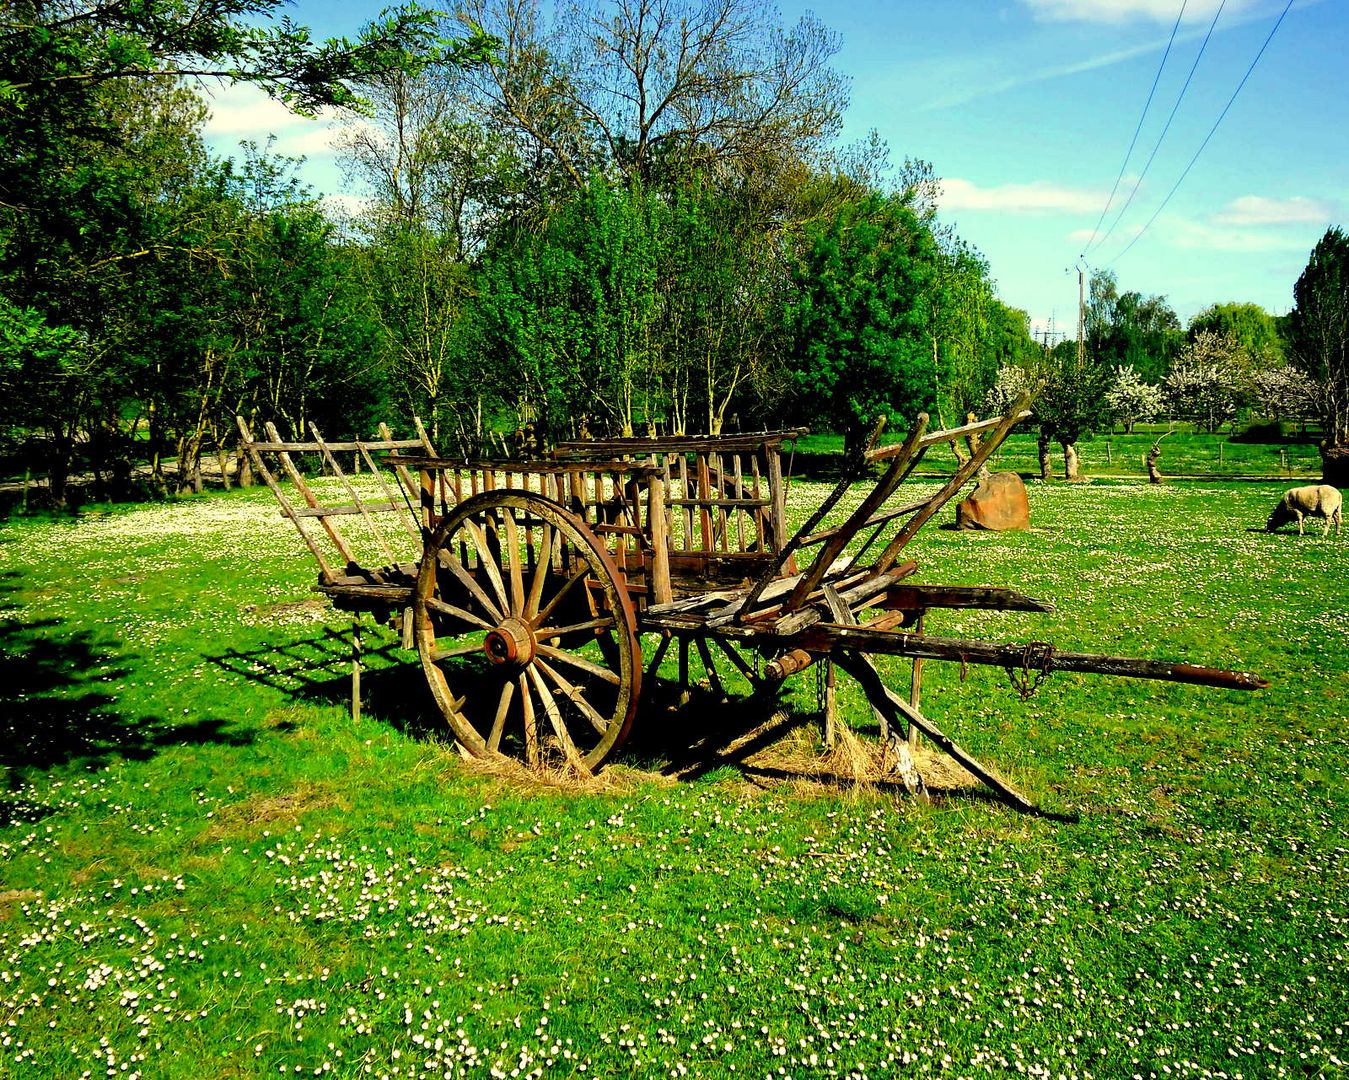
top-left (1076, 263), bottom-right (1086, 367)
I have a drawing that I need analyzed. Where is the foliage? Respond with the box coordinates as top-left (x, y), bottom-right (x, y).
top-left (1251, 364), bottom-right (1319, 423)
top-left (477, 177), bottom-right (667, 441)
top-left (456, 0), bottom-right (847, 193)
top-left (1187, 301), bottom-right (1285, 366)
top-left (0, 0), bottom-right (491, 118)
top-left (785, 193), bottom-right (937, 453)
top-left (1105, 364), bottom-right (1163, 432)
top-left (1288, 226), bottom-right (1349, 458)
top-left (1163, 330), bottom-right (1246, 433)
top-left (1085, 268), bottom-right (1183, 383)
top-left (1036, 343), bottom-right (1117, 447)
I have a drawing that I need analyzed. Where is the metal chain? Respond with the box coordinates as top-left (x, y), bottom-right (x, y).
top-left (1003, 641), bottom-right (1056, 701)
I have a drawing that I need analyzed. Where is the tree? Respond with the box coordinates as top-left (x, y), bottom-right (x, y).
top-left (1288, 226), bottom-right (1349, 485)
top-left (1106, 365), bottom-right (1163, 433)
top-left (1163, 331), bottom-right (1245, 433)
top-left (786, 193), bottom-right (936, 456)
top-left (1188, 302), bottom-right (1284, 367)
top-left (1035, 342), bottom-right (1116, 481)
top-left (455, 0), bottom-right (846, 195)
top-left (1251, 365), bottom-right (1318, 425)
top-left (1085, 269), bottom-right (1182, 383)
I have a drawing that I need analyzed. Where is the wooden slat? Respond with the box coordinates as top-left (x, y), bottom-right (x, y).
top-left (783, 415), bottom-right (930, 614)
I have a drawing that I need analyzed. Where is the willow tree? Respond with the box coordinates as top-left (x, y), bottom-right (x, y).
top-left (1289, 227), bottom-right (1349, 485)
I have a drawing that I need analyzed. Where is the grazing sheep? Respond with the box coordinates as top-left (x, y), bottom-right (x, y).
top-left (1265, 484), bottom-right (1343, 537)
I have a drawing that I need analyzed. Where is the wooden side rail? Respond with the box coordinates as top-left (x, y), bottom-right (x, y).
top-left (236, 416), bottom-right (436, 588)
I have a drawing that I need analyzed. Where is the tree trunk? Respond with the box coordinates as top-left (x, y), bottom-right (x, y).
top-left (1321, 443), bottom-right (1349, 488)
top-left (1062, 441), bottom-right (1080, 481)
top-left (1037, 431), bottom-right (1053, 481)
top-left (1147, 444), bottom-right (1164, 484)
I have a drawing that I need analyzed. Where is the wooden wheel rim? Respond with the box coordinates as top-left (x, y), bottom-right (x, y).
top-left (414, 490), bottom-right (641, 771)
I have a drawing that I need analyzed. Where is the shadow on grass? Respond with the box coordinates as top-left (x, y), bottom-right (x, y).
top-left (0, 573), bottom-right (254, 801)
top-left (206, 624), bottom-right (444, 740)
top-left (207, 623), bottom-right (1058, 813)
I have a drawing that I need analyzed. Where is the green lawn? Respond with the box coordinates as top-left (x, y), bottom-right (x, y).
top-left (796, 424), bottom-right (1323, 480)
top-left (2, 479), bottom-right (1346, 1079)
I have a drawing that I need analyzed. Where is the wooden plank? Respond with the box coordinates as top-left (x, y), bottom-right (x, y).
top-left (310, 424), bottom-right (397, 566)
top-left (797, 626), bottom-right (1270, 690)
top-left (881, 585), bottom-right (1055, 614)
top-left (646, 473), bottom-right (674, 605)
top-left (265, 420), bottom-right (360, 572)
top-left (872, 394), bottom-right (1031, 571)
top-left (783, 415), bottom-right (929, 614)
top-left (764, 440), bottom-right (787, 554)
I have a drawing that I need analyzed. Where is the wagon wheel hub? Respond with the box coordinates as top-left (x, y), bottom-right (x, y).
top-left (484, 617), bottom-right (536, 668)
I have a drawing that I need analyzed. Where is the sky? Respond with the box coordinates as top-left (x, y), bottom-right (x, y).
top-left (202, 0), bottom-right (1346, 339)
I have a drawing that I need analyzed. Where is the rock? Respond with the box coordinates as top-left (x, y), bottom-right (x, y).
top-left (956, 470), bottom-right (1030, 531)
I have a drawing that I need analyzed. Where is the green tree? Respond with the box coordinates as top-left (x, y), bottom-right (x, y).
top-left (1288, 226), bottom-right (1349, 484)
top-left (476, 177), bottom-right (666, 442)
top-left (1085, 269), bottom-right (1183, 383)
top-left (786, 193), bottom-right (937, 456)
top-left (1188, 302), bottom-right (1284, 365)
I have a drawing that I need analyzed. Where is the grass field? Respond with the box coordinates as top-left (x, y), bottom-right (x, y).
top-left (2, 477), bottom-right (1346, 1079)
top-left (795, 425), bottom-right (1324, 481)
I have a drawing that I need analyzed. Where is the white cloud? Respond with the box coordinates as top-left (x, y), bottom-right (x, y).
top-left (1210, 194), bottom-right (1335, 227)
top-left (939, 178), bottom-right (1104, 215)
top-left (1169, 215), bottom-right (1324, 253)
top-left (200, 82), bottom-right (342, 159)
top-left (1020, 0), bottom-right (1258, 24)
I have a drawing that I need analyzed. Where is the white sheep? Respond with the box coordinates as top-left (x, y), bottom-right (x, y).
top-left (1265, 484), bottom-right (1343, 537)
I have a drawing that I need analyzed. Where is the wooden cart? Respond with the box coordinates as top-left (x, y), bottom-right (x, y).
top-left (238, 401), bottom-right (1265, 812)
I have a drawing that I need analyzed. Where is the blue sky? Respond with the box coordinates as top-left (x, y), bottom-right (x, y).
top-left (202, 0), bottom-right (1345, 337)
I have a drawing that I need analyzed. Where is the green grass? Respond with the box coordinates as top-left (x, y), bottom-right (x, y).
top-left (795, 424), bottom-right (1323, 480)
top-left (2, 479), bottom-right (1347, 1079)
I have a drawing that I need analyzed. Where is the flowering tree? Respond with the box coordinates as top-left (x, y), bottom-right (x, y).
top-left (1163, 331), bottom-right (1244, 432)
top-left (1105, 365), bottom-right (1164, 433)
top-left (1252, 365), bottom-right (1319, 424)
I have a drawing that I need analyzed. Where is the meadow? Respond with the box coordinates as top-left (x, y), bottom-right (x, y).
top-left (1, 474), bottom-right (1346, 1079)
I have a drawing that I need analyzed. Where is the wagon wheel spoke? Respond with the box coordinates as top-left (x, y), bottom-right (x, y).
top-left (536, 643), bottom-right (623, 685)
top-left (525, 523), bottom-right (555, 618)
top-left (534, 616), bottom-right (615, 641)
top-left (519, 672), bottom-right (539, 768)
top-left (429, 635), bottom-right (488, 663)
top-left (536, 657), bottom-right (610, 735)
top-left (464, 517), bottom-right (510, 612)
top-left (415, 490), bottom-right (640, 773)
top-left (503, 506), bottom-right (526, 616)
top-left (528, 665), bottom-right (586, 768)
top-left (436, 548), bottom-right (504, 623)
top-left (424, 595), bottom-right (495, 632)
top-left (488, 678), bottom-right (515, 753)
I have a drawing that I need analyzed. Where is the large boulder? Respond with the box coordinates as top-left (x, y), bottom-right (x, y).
top-left (956, 470), bottom-right (1030, 531)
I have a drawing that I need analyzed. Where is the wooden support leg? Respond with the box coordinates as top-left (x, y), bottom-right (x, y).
top-left (823, 583), bottom-right (889, 742)
top-left (836, 652), bottom-right (1038, 813)
top-left (678, 636), bottom-right (691, 707)
top-left (351, 612), bottom-right (363, 724)
top-left (909, 613), bottom-right (925, 749)
top-left (822, 659), bottom-right (837, 747)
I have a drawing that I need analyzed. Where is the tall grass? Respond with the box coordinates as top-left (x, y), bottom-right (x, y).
top-left (1, 479), bottom-right (1345, 1079)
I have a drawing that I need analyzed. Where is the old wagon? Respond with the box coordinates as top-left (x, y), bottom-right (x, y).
top-left (237, 400), bottom-right (1265, 812)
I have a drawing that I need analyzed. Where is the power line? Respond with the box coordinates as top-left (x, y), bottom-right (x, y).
top-left (1109, 0), bottom-right (1295, 264)
top-left (1086, 0), bottom-right (1226, 256)
top-left (1081, 0), bottom-right (1188, 256)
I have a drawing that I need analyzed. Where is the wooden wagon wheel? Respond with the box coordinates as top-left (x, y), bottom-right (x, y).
top-left (414, 490), bottom-right (641, 772)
